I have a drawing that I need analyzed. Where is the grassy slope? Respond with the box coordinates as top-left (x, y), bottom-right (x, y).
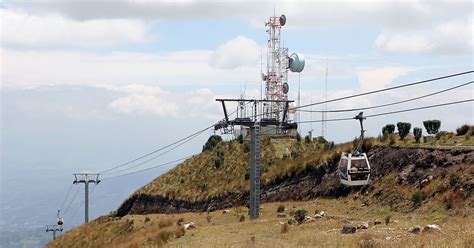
top-left (136, 137), bottom-right (348, 202)
top-left (48, 133), bottom-right (474, 247)
top-left (134, 133), bottom-right (473, 203)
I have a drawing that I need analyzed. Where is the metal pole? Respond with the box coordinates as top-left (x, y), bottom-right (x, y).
top-left (85, 181), bottom-right (89, 223)
top-left (249, 123), bottom-right (261, 219)
top-left (53, 230), bottom-right (56, 240)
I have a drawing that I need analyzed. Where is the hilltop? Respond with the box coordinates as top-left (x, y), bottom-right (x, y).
top-left (48, 129), bottom-right (474, 247)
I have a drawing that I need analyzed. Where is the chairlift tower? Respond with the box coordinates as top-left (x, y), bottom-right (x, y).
top-left (215, 14), bottom-right (305, 220)
top-left (46, 224), bottom-right (63, 240)
top-left (73, 173), bottom-right (100, 223)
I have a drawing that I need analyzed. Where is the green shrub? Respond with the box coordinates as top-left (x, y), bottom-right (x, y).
top-left (413, 127), bottom-right (422, 143)
top-left (214, 158), bottom-right (222, 169)
top-left (243, 142), bottom-right (251, 153)
top-left (291, 150), bottom-right (299, 159)
top-left (296, 133), bottom-right (302, 142)
top-left (411, 190), bottom-right (425, 206)
top-left (423, 120), bottom-right (441, 134)
top-left (202, 135), bottom-right (223, 152)
top-left (236, 134), bottom-right (244, 144)
top-left (449, 173), bottom-right (459, 187)
top-left (397, 122), bottom-right (411, 140)
top-left (315, 136), bottom-right (328, 144)
top-left (456, 124), bottom-right (470, 136)
top-left (324, 141), bottom-right (335, 150)
top-left (304, 135), bottom-right (311, 143)
top-left (244, 169), bottom-right (250, 180)
top-left (435, 131), bottom-right (450, 140)
top-left (294, 208), bottom-right (307, 224)
top-left (382, 124), bottom-right (395, 135)
top-left (277, 205), bottom-right (285, 213)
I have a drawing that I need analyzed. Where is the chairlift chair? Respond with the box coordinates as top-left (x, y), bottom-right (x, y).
top-left (338, 112), bottom-right (371, 186)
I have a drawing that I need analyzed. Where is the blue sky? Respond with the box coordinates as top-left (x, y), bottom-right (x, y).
top-left (1, 0), bottom-right (473, 236)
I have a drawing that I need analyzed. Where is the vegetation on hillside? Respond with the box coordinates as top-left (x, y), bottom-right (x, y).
top-left (133, 124), bottom-right (473, 204)
top-left (49, 124), bottom-right (474, 247)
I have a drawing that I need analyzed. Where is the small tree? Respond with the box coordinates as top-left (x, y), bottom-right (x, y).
top-left (456, 124), bottom-right (470, 136)
top-left (423, 120), bottom-right (441, 135)
top-left (413, 127), bottom-right (422, 143)
top-left (397, 122), bottom-right (411, 140)
top-left (304, 135), bottom-right (311, 143)
top-left (294, 209), bottom-right (307, 224)
top-left (382, 124), bottom-right (395, 135)
top-left (296, 132), bottom-right (302, 142)
top-left (202, 135), bottom-right (223, 152)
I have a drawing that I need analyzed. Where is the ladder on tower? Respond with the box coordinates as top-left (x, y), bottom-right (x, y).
top-left (250, 124), bottom-right (261, 219)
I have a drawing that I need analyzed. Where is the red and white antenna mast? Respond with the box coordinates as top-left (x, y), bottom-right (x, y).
top-left (261, 14), bottom-right (305, 124)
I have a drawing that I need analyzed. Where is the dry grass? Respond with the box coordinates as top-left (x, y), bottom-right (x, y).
top-left (133, 138), bottom-right (354, 202)
top-left (47, 215), bottom-right (184, 248)
top-left (162, 199), bottom-right (473, 248)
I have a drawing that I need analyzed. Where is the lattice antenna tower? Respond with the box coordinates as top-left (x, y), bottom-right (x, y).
top-left (262, 15), bottom-right (288, 120)
top-left (261, 15), bottom-right (305, 124)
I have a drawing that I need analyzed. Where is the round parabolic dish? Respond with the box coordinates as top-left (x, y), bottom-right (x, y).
top-left (289, 53), bottom-right (305, 73)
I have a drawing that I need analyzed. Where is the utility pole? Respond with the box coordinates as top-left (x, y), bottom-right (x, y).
top-left (46, 225), bottom-right (62, 240)
top-left (73, 173), bottom-right (100, 223)
top-left (321, 60), bottom-right (328, 138)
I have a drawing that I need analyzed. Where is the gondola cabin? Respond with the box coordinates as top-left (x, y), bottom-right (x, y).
top-left (339, 152), bottom-right (370, 186)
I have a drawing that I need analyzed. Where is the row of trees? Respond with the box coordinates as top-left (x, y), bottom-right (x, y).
top-left (381, 120), bottom-right (441, 143)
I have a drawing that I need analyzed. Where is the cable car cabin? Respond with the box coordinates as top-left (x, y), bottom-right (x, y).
top-left (57, 218), bottom-right (64, 226)
top-left (339, 152), bottom-right (371, 186)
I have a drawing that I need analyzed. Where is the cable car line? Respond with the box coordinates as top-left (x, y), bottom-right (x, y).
top-left (58, 183), bottom-right (74, 212)
top-left (101, 155), bottom-right (194, 180)
top-left (98, 108), bottom-right (241, 175)
top-left (296, 81), bottom-right (473, 113)
top-left (98, 125), bottom-right (214, 174)
top-left (246, 70), bottom-right (473, 120)
top-left (297, 99), bottom-right (473, 124)
top-left (295, 70), bottom-right (473, 110)
top-left (101, 129), bottom-right (206, 176)
top-left (62, 186), bottom-right (81, 216)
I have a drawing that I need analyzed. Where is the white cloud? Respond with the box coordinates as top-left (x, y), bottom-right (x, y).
top-left (109, 94), bottom-right (178, 116)
top-left (102, 84), bottom-right (225, 119)
top-left (357, 67), bottom-right (413, 91)
top-left (375, 17), bottom-right (473, 55)
top-left (0, 9), bottom-right (149, 49)
top-left (3, 1), bottom-right (472, 56)
top-left (1, 42), bottom-right (259, 88)
top-left (210, 36), bottom-right (261, 69)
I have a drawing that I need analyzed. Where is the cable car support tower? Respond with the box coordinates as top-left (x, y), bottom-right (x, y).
top-left (46, 225), bottom-right (63, 240)
top-left (72, 173), bottom-right (100, 223)
top-left (215, 14), bottom-right (304, 219)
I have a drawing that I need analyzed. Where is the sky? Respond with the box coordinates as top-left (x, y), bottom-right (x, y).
top-left (0, 0), bottom-right (473, 240)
